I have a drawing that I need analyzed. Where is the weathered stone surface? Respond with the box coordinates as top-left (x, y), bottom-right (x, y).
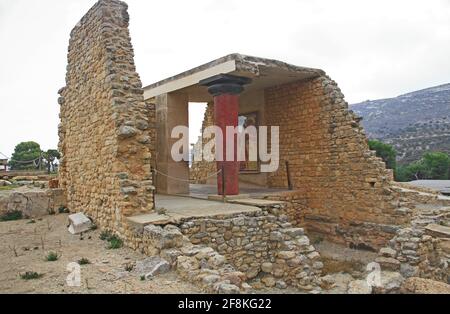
top-left (261, 262), bottom-right (273, 273)
top-left (401, 277), bottom-right (450, 294)
top-left (348, 280), bottom-right (372, 294)
top-left (375, 257), bottom-right (401, 271)
top-left (0, 188), bottom-right (66, 218)
top-left (215, 282), bottom-right (240, 294)
top-left (261, 276), bottom-right (276, 288)
top-left (379, 247), bottom-right (396, 258)
top-left (0, 180), bottom-right (12, 186)
top-left (58, 0), bottom-right (154, 239)
top-left (373, 271), bottom-right (405, 294)
top-left (135, 256), bottom-right (170, 279)
top-left (68, 213), bottom-right (92, 235)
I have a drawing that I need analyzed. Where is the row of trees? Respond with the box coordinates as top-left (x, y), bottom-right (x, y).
top-left (368, 140), bottom-right (450, 182)
top-left (8, 141), bottom-right (60, 173)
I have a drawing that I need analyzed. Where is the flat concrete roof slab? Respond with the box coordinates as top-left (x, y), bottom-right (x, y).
top-left (143, 53), bottom-right (325, 100)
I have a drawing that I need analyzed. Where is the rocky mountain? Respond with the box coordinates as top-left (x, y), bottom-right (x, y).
top-left (351, 83), bottom-right (450, 164)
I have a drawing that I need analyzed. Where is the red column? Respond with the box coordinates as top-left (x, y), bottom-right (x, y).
top-left (200, 74), bottom-right (252, 196)
top-left (214, 93), bottom-right (239, 195)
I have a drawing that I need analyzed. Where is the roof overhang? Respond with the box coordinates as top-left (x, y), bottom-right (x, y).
top-left (143, 54), bottom-right (325, 102)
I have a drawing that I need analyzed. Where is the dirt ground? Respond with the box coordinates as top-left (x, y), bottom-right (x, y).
top-left (0, 214), bottom-right (200, 294)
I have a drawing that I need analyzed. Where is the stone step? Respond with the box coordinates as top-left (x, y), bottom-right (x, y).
top-left (425, 224), bottom-right (450, 238)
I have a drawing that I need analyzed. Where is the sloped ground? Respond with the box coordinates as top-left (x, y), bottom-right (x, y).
top-left (0, 214), bottom-right (200, 294)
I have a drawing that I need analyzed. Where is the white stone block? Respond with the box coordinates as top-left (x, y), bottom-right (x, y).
top-left (68, 213), bottom-right (92, 235)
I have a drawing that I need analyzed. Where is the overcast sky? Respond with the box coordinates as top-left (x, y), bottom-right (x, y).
top-left (1, 0), bottom-right (449, 158)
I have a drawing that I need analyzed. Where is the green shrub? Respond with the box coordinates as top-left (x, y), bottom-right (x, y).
top-left (58, 206), bottom-right (70, 214)
top-left (78, 258), bottom-right (91, 265)
top-left (368, 139), bottom-right (397, 170)
top-left (45, 251), bottom-right (59, 262)
top-left (20, 272), bottom-right (43, 280)
top-left (107, 236), bottom-right (123, 250)
top-left (0, 210), bottom-right (23, 222)
top-left (0, 185), bottom-right (18, 191)
top-left (125, 263), bottom-right (134, 272)
top-left (100, 230), bottom-right (113, 241)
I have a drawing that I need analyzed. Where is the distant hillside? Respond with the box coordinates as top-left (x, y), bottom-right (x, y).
top-left (351, 83), bottom-right (450, 164)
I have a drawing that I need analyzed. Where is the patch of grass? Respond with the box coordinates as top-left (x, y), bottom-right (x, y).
top-left (90, 224), bottom-right (98, 231)
top-left (78, 258), bottom-right (91, 265)
top-left (58, 206), bottom-right (70, 214)
top-left (20, 271), bottom-right (43, 280)
top-left (107, 236), bottom-right (123, 250)
top-left (124, 263), bottom-right (134, 272)
top-left (140, 275), bottom-right (146, 281)
top-left (45, 251), bottom-right (59, 262)
top-left (0, 210), bottom-right (23, 222)
top-left (0, 185), bottom-right (18, 191)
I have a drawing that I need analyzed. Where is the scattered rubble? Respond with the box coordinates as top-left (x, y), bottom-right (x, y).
top-left (135, 256), bottom-right (171, 279)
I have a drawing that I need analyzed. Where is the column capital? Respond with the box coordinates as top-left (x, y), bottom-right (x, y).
top-left (200, 74), bottom-right (252, 97)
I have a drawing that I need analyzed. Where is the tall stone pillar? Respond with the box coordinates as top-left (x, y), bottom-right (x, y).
top-left (200, 74), bottom-right (252, 196)
top-left (155, 92), bottom-right (189, 195)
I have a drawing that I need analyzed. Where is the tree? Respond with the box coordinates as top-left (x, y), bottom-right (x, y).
top-left (8, 142), bottom-right (42, 170)
top-left (395, 152), bottom-right (450, 182)
top-left (368, 140), bottom-right (397, 170)
top-left (421, 152), bottom-right (450, 180)
top-left (42, 149), bottom-right (61, 173)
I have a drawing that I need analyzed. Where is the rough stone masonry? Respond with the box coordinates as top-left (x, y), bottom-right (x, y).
top-left (58, 0), bottom-right (154, 235)
top-left (56, 0), bottom-right (450, 292)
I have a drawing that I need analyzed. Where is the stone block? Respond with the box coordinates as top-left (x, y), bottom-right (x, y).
top-left (68, 213), bottom-right (92, 235)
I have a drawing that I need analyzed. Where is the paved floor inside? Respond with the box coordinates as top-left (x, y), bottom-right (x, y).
top-left (127, 195), bottom-right (264, 226)
top-left (180, 184), bottom-right (290, 199)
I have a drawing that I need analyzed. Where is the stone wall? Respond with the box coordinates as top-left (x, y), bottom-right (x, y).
top-left (178, 208), bottom-right (323, 290)
top-left (191, 75), bottom-right (409, 250)
top-left (190, 102), bottom-right (216, 183)
top-left (263, 76), bottom-right (409, 250)
top-left (58, 0), bottom-right (154, 234)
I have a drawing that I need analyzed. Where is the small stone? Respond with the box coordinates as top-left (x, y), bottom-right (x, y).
top-left (348, 280), bottom-right (372, 294)
top-left (278, 251), bottom-right (296, 259)
top-left (313, 261), bottom-right (324, 270)
top-left (379, 247), bottom-right (397, 258)
top-left (261, 276), bottom-right (276, 288)
top-left (118, 125), bottom-right (138, 139)
top-left (307, 251), bottom-right (320, 260)
top-left (283, 228), bottom-right (304, 238)
top-left (270, 231), bottom-right (283, 242)
top-left (202, 275), bottom-right (221, 285)
top-left (261, 262), bottom-right (273, 273)
top-left (375, 257), bottom-right (400, 271)
top-left (208, 254), bottom-right (226, 268)
top-left (135, 257), bottom-right (171, 279)
top-left (216, 282), bottom-right (240, 294)
top-left (276, 281), bottom-right (287, 289)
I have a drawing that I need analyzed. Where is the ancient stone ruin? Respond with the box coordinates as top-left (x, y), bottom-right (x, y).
top-left (56, 0), bottom-right (449, 293)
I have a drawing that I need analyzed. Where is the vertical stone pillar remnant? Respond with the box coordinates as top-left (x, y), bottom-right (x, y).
top-left (58, 0), bottom-right (154, 233)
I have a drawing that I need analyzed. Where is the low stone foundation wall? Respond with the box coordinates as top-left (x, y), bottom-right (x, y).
top-left (0, 188), bottom-right (66, 218)
top-left (177, 210), bottom-right (322, 290)
top-left (115, 203), bottom-right (322, 292)
top-left (266, 189), bottom-right (411, 252)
